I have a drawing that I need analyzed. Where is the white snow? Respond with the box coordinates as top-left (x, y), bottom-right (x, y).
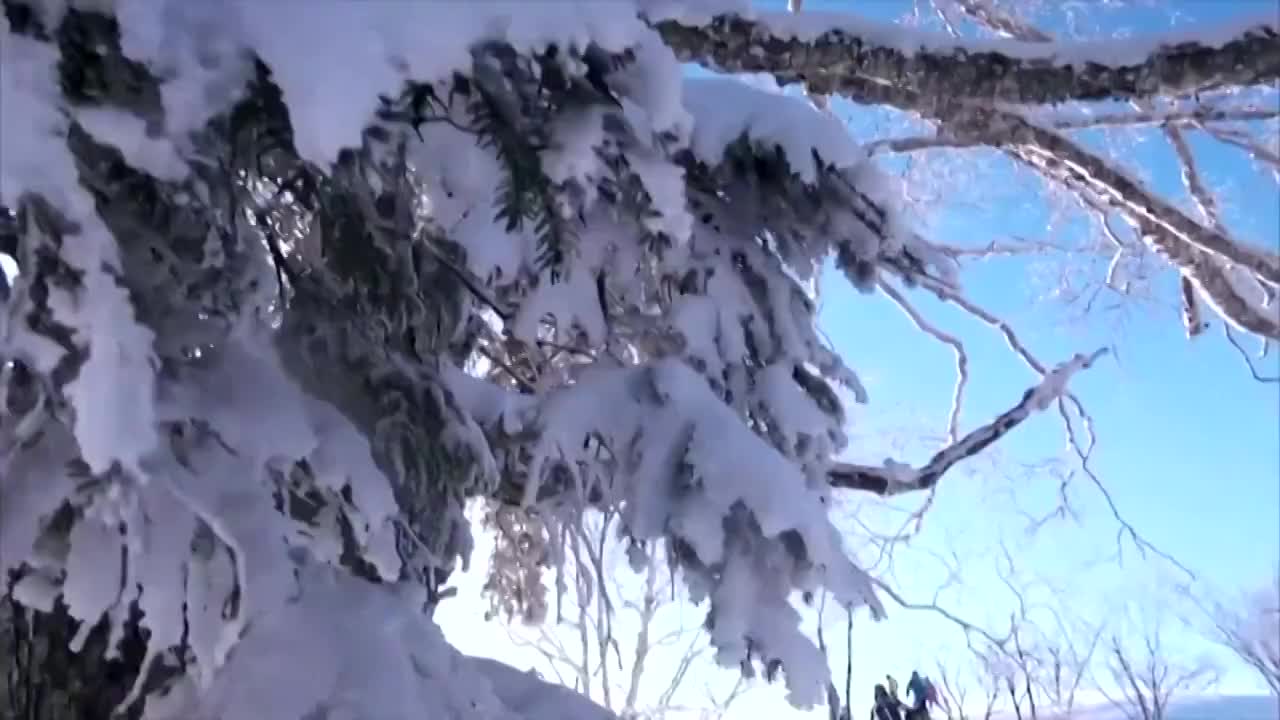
top-left (1, 15), bottom-right (161, 477)
top-left (142, 563), bottom-right (616, 720)
top-left (114, 0), bottom-right (252, 140)
top-left (609, 29), bottom-right (694, 140)
top-left (684, 76), bottom-right (871, 182)
top-left (231, 1), bottom-right (656, 168)
top-left (512, 272), bottom-right (609, 348)
top-left (1215, 260), bottom-right (1280, 333)
top-left (637, 0), bottom-right (752, 25)
top-left (73, 107), bottom-right (188, 181)
top-left (543, 107), bottom-right (611, 194)
top-left (132, 480), bottom-right (199, 673)
top-left (625, 148), bottom-right (697, 242)
top-left (1028, 349), bottom-right (1108, 411)
top-left (62, 513), bottom-right (126, 651)
top-left (0, 424), bottom-right (79, 581)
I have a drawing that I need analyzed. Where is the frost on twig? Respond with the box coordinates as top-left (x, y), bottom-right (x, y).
top-left (879, 281), bottom-right (969, 444)
top-left (974, 111), bottom-right (1279, 341)
top-left (828, 349), bottom-right (1107, 496)
top-left (945, 0), bottom-right (1052, 43)
top-left (866, 106), bottom-right (1280, 153)
top-left (1224, 324), bottom-right (1280, 383)
top-left (760, 37), bottom-right (1280, 343)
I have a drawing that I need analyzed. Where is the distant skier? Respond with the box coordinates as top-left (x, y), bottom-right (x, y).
top-left (870, 684), bottom-right (902, 720)
top-left (885, 674), bottom-right (899, 702)
top-left (904, 671), bottom-right (940, 719)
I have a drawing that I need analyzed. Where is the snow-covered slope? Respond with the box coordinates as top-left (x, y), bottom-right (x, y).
top-left (140, 563), bottom-right (615, 720)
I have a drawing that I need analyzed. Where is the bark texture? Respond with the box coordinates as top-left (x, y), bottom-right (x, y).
top-left (655, 14), bottom-right (1280, 106)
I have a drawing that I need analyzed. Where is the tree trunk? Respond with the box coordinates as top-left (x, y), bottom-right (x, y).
top-left (0, 599), bottom-right (151, 720)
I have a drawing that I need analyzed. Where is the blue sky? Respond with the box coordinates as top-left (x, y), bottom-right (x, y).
top-left (443, 0), bottom-right (1278, 715)
top-left (798, 0), bottom-right (1278, 700)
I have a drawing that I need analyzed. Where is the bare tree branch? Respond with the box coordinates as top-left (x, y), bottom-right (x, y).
top-left (974, 113), bottom-right (1280, 340)
top-left (829, 349), bottom-right (1105, 495)
top-left (1063, 106), bottom-right (1280, 131)
top-left (1042, 619), bottom-right (1104, 717)
top-left (1224, 324), bottom-right (1280, 382)
top-left (929, 236), bottom-right (1072, 259)
top-left (1202, 123), bottom-right (1280, 170)
top-left (880, 280), bottom-right (970, 444)
top-left (1187, 577), bottom-right (1280, 695)
top-left (1164, 120), bottom-right (1226, 338)
top-left (621, 551), bottom-right (660, 715)
top-left (934, 658), bottom-right (972, 719)
top-left (868, 106), bottom-right (1280, 154)
top-left (779, 45), bottom-right (1280, 341)
top-left (870, 576), bottom-right (1013, 652)
top-left (507, 511), bottom-right (748, 719)
top-left (1102, 620), bottom-right (1217, 720)
top-left (993, 116), bottom-right (1280, 287)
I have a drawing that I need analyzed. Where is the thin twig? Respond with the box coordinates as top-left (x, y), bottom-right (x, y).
top-left (1224, 324), bottom-right (1280, 382)
top-left (871, 577), bottom-right (1013, 651)
top-left (866, 107), bottom-right (1280, 154)
top-left (1056, 394), bottom-right (1197, 580)
top-left (1202, 124), bottom-right (1280, 171)
top-left (880, 280), bottom-right (969, 443)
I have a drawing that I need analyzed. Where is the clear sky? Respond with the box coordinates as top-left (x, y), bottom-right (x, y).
top-left (440, 0), bottom-right (1279, 716)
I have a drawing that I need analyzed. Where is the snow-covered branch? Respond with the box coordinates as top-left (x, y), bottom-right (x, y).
top-left (852, 75), bottom-right (1280, 340)
top-left (828, 349), bottom-right (1106, 496)
top-left (855, 81), bottom-right (1280, 293)
top-left (654, 9), bottom-right (1280, 107)
top-left (867, 106), bottom-right (1280, 154)
top-left (1005, 127), bottom-right (1280, 341)
top-left (1203, 124), bottom-right (1280, 171)
top-left (944, 0), bottom-right (1052, 43)
top-left (675, 6), bottom-right (1279, 341)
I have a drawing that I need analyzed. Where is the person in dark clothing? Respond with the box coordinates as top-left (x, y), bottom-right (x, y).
top-left (904, 671), bottom-right (937, 719)
top-left (870, 684), bottom-right (903, 720)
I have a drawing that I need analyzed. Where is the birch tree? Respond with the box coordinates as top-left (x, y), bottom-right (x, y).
top-left (1196, 576), bottom-right (1280, 695)
top-left (485, 508), bottom-right (749, 719)
top-left (1101, 616), bottom-right (1217, 720)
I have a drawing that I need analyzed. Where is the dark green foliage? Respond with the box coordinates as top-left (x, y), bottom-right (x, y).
top-left (0, 0), bottom-right (944, 710)
top-left (0, 599), bottom-right (170, 720)
top-left (52, 8), bottom-right (162, 123)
